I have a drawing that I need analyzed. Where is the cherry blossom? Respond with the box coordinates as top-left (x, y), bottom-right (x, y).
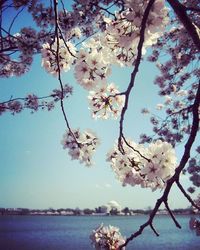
top-left (7, 101), bottom-right (23, 115)
top-left (107, 139), bottom-right (177, 190)
top-left (186, 147), bottom-right (200, 191)
top-left (25, 94), bottom-right (39, 111)
top-left (101, 0), bottom-right (169, 66)
top-left (88, 83), bottom-right (125, 119)
top-left (189, 214), bottom-right (200, 236)
top-left (61, 129), bottom-right (100, 167)
top-left (0, 0), bottom-right (200, 246)
top-left (74, 40), bottom-right (111, 90)
top-left (143, 140), bottom-right (177, 181)
top-left (90, 224), bottom-right (125, 250)
top-left (0, 84), bottom-right (72, 116)
top-left (107, 139), bottom-right (145, 185)
top-left (41, 39), bottom-right (76, 76)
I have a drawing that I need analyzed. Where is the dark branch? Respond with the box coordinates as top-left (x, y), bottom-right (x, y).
top-left (8, 6), bottom-right (25, 34)
top-left (120, 78), bottom-right (200, 249)
top-left (184, 7), bottom-right (200, 13)
top-left (150, 223), bottom-right (159, 237)
top-left (167, 0), bottom-right (200, 51)
top-left (1, 95), bottom-right (53, 104)
top-left (120, 196), bottom-right (162, 248)
top-left (53, 0), bottom-right (77, 142)
top-left (164, 200), bottom-right (181, 229)
top-left (118, 0), bottom-right (156, 151)
top-left (122, 134), bottom-right (150, 162)
top-left (176, 180), bottom-right (200, 211)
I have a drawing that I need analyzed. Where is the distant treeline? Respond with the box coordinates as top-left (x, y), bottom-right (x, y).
top-left (0, 207), bottom-right (196, 216)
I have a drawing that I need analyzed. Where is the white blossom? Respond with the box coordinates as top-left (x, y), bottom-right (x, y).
top-left (156, 103), bottom-right (164, 110)
top-left (107, 139), bottom-right (146, 187)
top-left (61, 128), bottom-right (99, 167)
top-left (90, 224), bottom-right (125, 250)
top-left (41, 39), bottom-right (76, 76)
top-left (88, 83), bottom-right (124, 119)
top-left (74, 43), bottom-right (111, 90)
top-left (164, 95), bottom-right (172, 105)
top-left (176, 89), bottom-right (188, 96)
top-left (107, 139), bottom-right (177, 190)
top-left (143, 140), bottom-right (177, 182)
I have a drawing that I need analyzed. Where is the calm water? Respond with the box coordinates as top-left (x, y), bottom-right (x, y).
top-left (0, 215), bottom-right (199, 250)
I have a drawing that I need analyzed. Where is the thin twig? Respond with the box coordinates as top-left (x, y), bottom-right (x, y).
top-left (99, 6), bottom-right (115, 17)
top-left (1, 95), bottom-right (51, 104)
top-left (120, 76), bottom-right (200, 249)
top-left (8, 6), bottom-right (25, 34)
top-left (167, 0), bottom-right (200, 51)
top-left (118, 0), bottom-right (156, 153)
top-left (150, 223), bottom-right (159, 236)
top-left (184, 7), bottom-right (200, 13)
top-left (176, 180), bottom-right (200, 211)
top-left (164, 200), bottom-right (181, 229)
top-left (53, 0), bottom-right (77, 143)
top-left (122, 134), bottom-right (150, 162)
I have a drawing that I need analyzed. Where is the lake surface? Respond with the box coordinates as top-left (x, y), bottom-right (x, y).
top-left (0, 215), bottom-right (199, 250)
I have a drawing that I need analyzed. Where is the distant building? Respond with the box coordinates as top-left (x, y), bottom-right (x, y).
top-left (107, 200), bottom-right (121, 212)
top-left (99, 205), bottom-right (110, 214)
top-left (60, 210), bottom-right (74, 215)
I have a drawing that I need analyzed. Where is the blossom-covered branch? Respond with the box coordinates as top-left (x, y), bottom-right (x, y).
top-left (118, 0), bottom-right (156, 153)
top-left (167, 0), bottom-right (200, 51)
top-left (120, 74), bottom-right (200, 249)
top-left (176, 180), bottom-right (200, 211)
top-left (0, 84), bottom-right (72, 115)
top-left (1, 1), bottom-right (200, 249)
top-left (53, 0), bottom-right (100, 166)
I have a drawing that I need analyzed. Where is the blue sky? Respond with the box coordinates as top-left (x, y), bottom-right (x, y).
top-left (0, 53), bottom-right (194, 210)
top-left (0, 1), bottom-right (196, 210)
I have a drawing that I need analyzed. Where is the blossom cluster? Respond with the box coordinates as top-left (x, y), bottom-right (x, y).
top-left (186, 146), bottom-right (200, 193)
top-left (107, 139), bottom-right (177, 190)
top-left (90, 224), bottom-right (125, 250)
top-left (74, 45), bottom-right (111, 90)
top-left (0, 27), bottom-right (43, 77)
top-left (73, 37), bottom-right (125, 119)
top-left (30, 2), bottom-right (55, 28)
top-left (88, 83), bottom-right (125, 119)
top-left (0, 84), bottom-right (72, 116)
top-left (61, 129), bottom-right (100, 167)
top-left (101, 0), bottom-right (169, 66)
top-left (189, 217), bottom-right (200, 236)
top-left (140, 81), bottom-right (199, 146)
top-left (143, 9), bottom-right (200, 146)
top-left (41, 34), bottom-right (125, 119)
top-left (39, 0), bottom-right (169, 120)
top-left (41, 39), bottom-right (76, 76)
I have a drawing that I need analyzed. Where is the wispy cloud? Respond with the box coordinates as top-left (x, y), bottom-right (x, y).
top-left (95, 183), bottom-right (112, 189)
top-left (95, 184), bottom-right (102, 189)
top-left (105, 183), bottom-right (111, 188)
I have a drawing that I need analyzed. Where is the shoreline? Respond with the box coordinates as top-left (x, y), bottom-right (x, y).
top-left (0, 212), bottom-right (198, 216)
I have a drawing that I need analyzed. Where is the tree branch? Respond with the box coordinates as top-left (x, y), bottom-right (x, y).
top-left (120, 78), bottom-right (200, 249)
top-left (8, 6), bottom-right (25, 34)
top-left (185, 7), bottom-right (200, 13)
top-left (150, 223), bottom-right (159, 237)
top-left (164, 200), bottom-right (181, 229)
top-left (122, 134), bottom-right (150, 162)
top-left (176, 180), bottom-right (200, 211)
top-left (53, 0), bottom-right (77, 142)
top-left (118, 0), bottom-right (156, 152)
top-left (120, 196), bottom-right (162, 248)
top-left (167, 0), bottom-right (200, 51)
